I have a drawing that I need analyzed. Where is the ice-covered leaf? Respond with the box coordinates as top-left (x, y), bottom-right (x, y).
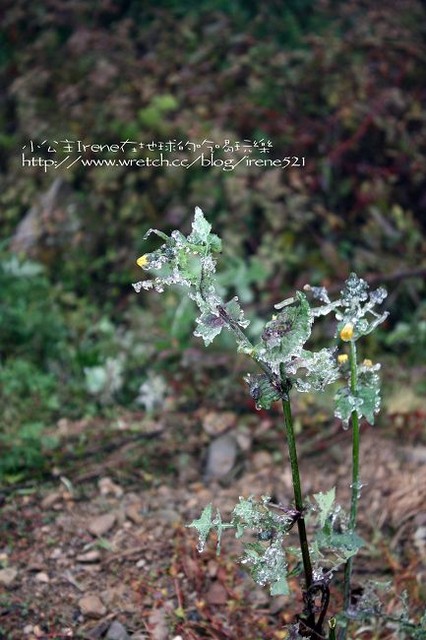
top-left (186, 207), bottom-right (222, 253)
top-left (335, 272), bottom-right (388, 337)
top-left (315, 528), bottom-right (364, 561)
top-left (262, 292), bottom-right (312, 353)
top-left (254, 292), bottom-right (313, 374)
top-left (187, 504), bottom-right (214, 552)
top-left (143, 228), bottom-right (170, 242)
top-left (189, 206), bottom-right (211, 242)
top-left (294, 348), bottom-right (339, 392)
top-left (314, 488), bottom-right (336, 529)
top-left (357, 364), bottom-right (382, 424)
top-left (176, 250), bottom-right (202, 284)
top-left (230, 496), bottom-right (294, 538)
top-left (341, 273), bottom-right (369, 306)
top-left (335, 363), bottom-right (381, 426)
top-left (244, 373), bottom-right (282, 410)
top-left (224, 296), bottom-right (250, 328)
top-left (270, 574), bottom-right (290, 596)
top-left (241, 537), bottom-right (289, 596)
top-left (334, 387), bottom-right (363, 426)
top-left (193, 309), bottom-right (224, 345)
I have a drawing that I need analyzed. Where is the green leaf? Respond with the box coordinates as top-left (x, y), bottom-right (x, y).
top-left (189, 207), bottom-right (211, 243)
top-left (334, 387), bottom-right (362, 425)
top-left (241, 537), bottom-right (288, 595)
top-left (357, 365), bottom-right (381, 424)
top-left (193, 310), bottom-right (224, 345)
top-left (270, 574), bottom-right (290, 596)
top-left (224, 297), bottom-right (250, 328)
top-left (314, 487), bottom-right (336, 528)
top-left (254, 292), bottom-right (313, 373)
top-left (244, 373), bottom-right (282, 409)
top-left (187, 504), bottom-right (214, 552)
top-left (177, 250), bottom-right (202, 284)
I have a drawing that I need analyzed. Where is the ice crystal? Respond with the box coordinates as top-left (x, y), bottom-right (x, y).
top-left (241, 536), bottom-right (289, 595)
top-left (335, 272), bottom-right (389, 337)
top-left (293, 348), bottom-right (340, 392)
top-left (305, 272), bottom-right (388, 340)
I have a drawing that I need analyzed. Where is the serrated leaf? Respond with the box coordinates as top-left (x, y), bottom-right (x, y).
top-left (334, 387), bottom-right (363, 425)
top-left (187, 504), bottom-right (213, 552)
top-left (241, 537), bottom-right (288, 595)
top-left (244, 373), bottom-right (282, 410)
top-left (261, 292), bottom-right (312, 354)
top-left (189, 206), bottom-right (211, 243)
top-left (224, 296), bottom-right (250, 328)
top-left (314, 487), bottom-right (336, 528)
top-left (357, 383), bottom-right (380, 424)
top-left (315, 528), bottom-right (364, 560)
top-left (193, 310), bottom-right (224, 345)
top-left (294, 348), bottom-right (339, 392)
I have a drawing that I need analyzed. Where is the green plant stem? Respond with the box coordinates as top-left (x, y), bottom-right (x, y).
top-left (281, 392), bottom-right (315, 631)
top-left (339, 339), bottom-right (360, 640)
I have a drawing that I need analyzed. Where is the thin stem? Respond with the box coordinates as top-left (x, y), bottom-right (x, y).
top-left (281, 389), bottom-right (315, 632)
top-left (339, 339), bottom-right (360, 640)
top-left (281, 397), bottom-right (312, 587)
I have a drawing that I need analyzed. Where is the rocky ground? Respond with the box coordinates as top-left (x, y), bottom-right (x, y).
top-left (1, 387), bottom-right (426, 640)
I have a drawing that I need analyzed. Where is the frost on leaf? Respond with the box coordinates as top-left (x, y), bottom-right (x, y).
top-left (314, 488), bottom-right (336, 529)
top-left (312, 488), bottom-right (364, 568)
top-left (334, 388), bottom-right (364, 427)
top-left (134, 207), bottom-right (221, 296)
top-left (187, 504), bottom-right (227, 554)
top-left (293, 348), bottom-right (339, 392)
top-left (188, 207), bottom-right (222, 252)
top-left (254, 292), bottom-right (313, 374)
top-left (188, 496), bottom-right (295, 595)
top-left (335, 363), bottom-right (381, 426)
top-left (244, 373), bottom-right (283, 409)
top-left (306, 272), bottom-right (389, 339)
top-left (231, 496), bottom-right (296, 539)
top-left (194, 309), bottom-right (225, 345)
top-left (194, 296), bottom-right (249, 346)
top-left (187, 504), bottom-right (214, 553)
top-left (336, 272), bottom-right (389, 338)
top-left (241, 537), bottom-right (289, 596)
top-left (341, 272), bottom-right (369, 307)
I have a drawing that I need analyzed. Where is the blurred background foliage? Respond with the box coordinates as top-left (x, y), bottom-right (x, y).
top-left (0, 0), bottom-right (425, 480)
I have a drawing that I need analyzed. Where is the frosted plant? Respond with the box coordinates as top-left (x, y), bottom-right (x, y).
top-left (134, 208), bottom-right (390, 639)
top-left (136, 373), bottom-right (167, 412)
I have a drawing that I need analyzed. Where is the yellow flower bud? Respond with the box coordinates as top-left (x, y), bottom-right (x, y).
top-left (136, 254), bottom-right (149, 268)
top-left (340, 322), bottom-right (354, 341)
top-left (337, 354), bottom-right (348, 364)
top-left (363, 359), bottom-right (373, 367)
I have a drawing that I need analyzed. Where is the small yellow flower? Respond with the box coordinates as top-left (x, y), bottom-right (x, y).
top-left (337, 354), bottom-right (348, 364)
top-left (340, 322), bottom-right (354, 341)
top-left (363, 359), bottom-right (373, 367)
top-left (136, 254), bottom-right (149, 268)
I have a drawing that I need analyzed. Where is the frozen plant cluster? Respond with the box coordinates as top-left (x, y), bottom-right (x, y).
top-left (134, 207), bottom-right (389, 606)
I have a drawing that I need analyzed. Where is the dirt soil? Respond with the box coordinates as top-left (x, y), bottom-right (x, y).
top-left (1, 395), bottom-right (426, 640)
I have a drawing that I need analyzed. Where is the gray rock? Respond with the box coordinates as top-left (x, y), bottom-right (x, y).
top-left (204, 434), bottom-right (238, 481)
top-left (0, 567), bottom-right (18, 587)
top-left (106, 620), bottom-right (130, 640)
top-left (78, 594), bottom-right (106, 618)
top-left (88, 513), bottom-right (116, 537)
